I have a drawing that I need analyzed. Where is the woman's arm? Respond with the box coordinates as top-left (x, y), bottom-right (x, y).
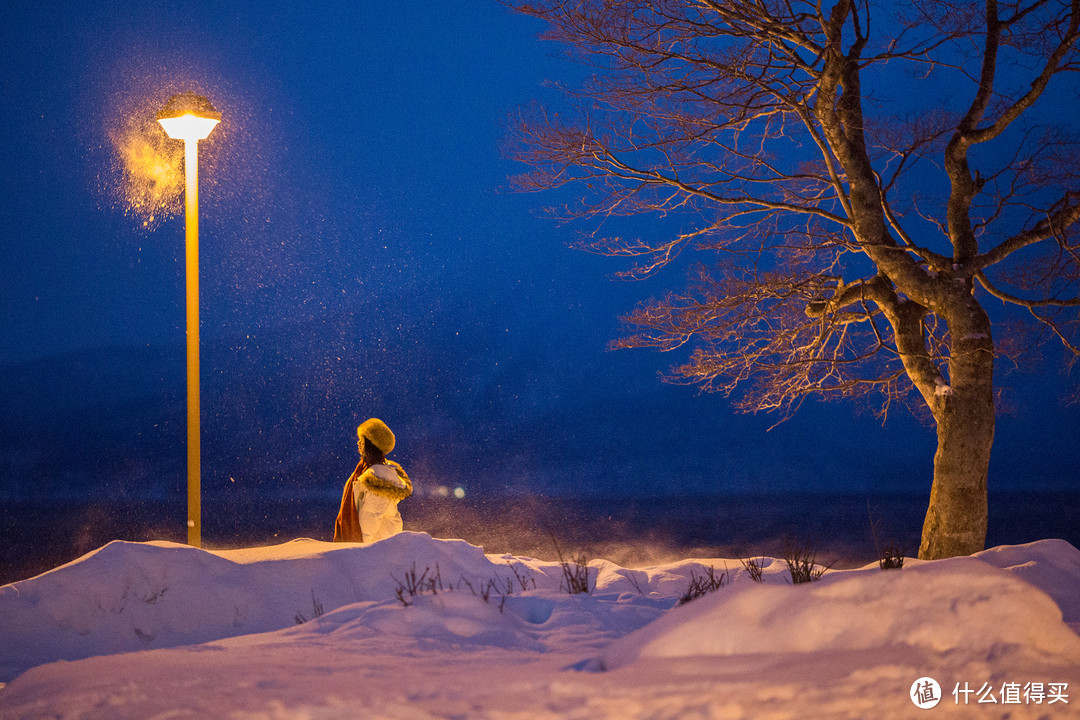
top-left (361, 463), bottom-right (412, 500)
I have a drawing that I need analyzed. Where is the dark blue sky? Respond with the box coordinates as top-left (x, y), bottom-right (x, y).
top-left (1, 1), bottom-right (1076, 506)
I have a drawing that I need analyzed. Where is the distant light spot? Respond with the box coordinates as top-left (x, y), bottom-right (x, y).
top-left (453, 486), bottom-right (466, 499)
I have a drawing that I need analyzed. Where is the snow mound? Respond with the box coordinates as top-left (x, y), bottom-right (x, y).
top-left (0, 532), bottom-right (680, 682)
top-left (275, 592), bottom-right (550, 653)
top-left (1, 538), bottom-right (1078, 719)
top-left (601, 553), bottom-right (1080, 671)
top-left (5, 534), bottom-right (1079, 697)
top-left (973, 538), bottom-right (1080, 630)
top-left (0, 532), bottom-right (522, 682)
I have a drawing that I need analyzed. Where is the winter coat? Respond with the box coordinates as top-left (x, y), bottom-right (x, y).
top-left (334, 459), bottom-right (412, 543)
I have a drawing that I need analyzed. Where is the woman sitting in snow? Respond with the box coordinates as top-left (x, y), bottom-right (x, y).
top-left (333, 418), bottom-right (413, 543)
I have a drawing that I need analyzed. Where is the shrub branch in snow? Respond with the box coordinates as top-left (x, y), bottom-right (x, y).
top-left (740, 556), bottom-right (766, 583)
top-left (294, 590), bottom-right (325, 625)
top-left (868, 502), bottom-right (906, 571)
top-left (782, 539), bottom-right (830, 584)
top-left (505, 560), bottom-right (537, 592)
top-left (624, 571), bottom-right (648, 596)
top-left (549, 534), bottom-right (592, 595)
top-left (457, 576), bottom-right (513, 612)
top-left (679, 565), bottom-right (727, 605)
top-left (392, 561), bottom-right (538, 612)
top-left (392, 562), bottom-right (447, 606)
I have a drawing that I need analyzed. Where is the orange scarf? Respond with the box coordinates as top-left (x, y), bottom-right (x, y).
top-left (333, 459), bottom-right (368, 542)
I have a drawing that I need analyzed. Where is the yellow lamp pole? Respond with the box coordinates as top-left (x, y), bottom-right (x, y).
top-left (157, 93), bottom-right (221, 548)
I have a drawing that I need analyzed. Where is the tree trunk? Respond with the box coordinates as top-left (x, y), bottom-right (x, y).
top-left (919, 297), bottom-right (995, 559)
top-left (919, 398), bottom-right (993, 558)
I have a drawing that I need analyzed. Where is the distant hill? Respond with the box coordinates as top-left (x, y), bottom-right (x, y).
top-left (5, 313), bottom-right (1068, 504)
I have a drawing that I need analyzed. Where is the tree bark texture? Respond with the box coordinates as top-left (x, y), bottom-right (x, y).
top-left (920, 300), bottom-right (996, 559)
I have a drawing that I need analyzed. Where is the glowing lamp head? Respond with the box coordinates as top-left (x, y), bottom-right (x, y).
top-left (157, 93), bottom-right (221, 141)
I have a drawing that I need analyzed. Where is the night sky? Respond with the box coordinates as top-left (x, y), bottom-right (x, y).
top-left (1, 1), bottom-right (1077, 515)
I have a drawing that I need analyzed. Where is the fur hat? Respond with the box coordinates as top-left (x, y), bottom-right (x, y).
top-left (357, 418), bottom-right (395, 455)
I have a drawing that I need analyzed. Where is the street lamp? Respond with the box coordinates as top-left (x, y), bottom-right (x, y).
top-left (157, 93), bottom-right (221, 548)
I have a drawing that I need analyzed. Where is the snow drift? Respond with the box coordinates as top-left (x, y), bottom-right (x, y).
top-left (1, 534), bottom-right (1078, 719)
top-left (601, 552), bottom-right (1080, 670)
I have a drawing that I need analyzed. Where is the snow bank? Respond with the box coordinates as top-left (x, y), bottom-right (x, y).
top-left (973, 538), bottom-right (1080, 631)
top-left (1, 538), bottom-right (1078, 719)
top-left (1, 532), bottom-right (691, 682)
top-left (601, 552), bottom-right (1080, 671)
top-left (0, 532), bottom-right (524, 681)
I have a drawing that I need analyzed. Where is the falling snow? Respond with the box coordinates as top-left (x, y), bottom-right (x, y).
top-left (107, 108), bottom-right (184, 231)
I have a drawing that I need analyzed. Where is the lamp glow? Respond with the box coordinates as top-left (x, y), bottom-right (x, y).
top-left (158, 114), bottom-right (220, 141)
top-left (157, 92), bottom-right (220, 548)
top-left (156, 93), bottom-right (222, 140)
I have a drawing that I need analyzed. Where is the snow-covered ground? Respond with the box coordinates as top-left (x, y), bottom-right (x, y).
top-left (1, 532), bottom-right (1077, 719)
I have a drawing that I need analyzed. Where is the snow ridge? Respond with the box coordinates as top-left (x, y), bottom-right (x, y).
top-left (2, 534), bottom-right (1079, 719)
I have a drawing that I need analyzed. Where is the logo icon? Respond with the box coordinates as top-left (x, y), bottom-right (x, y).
top-left (911, 677), bottom-right (942, 709)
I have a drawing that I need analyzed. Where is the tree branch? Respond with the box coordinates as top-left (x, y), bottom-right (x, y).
top-left (976, 194), bottom-right (1080, 269)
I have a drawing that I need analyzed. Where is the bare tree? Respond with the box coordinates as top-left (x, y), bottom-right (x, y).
top-left (506, 0), bottom-right (1080, 558)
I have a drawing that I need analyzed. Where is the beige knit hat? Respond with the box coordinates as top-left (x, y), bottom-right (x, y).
top-left (357, 418), bottom-right (395, 454)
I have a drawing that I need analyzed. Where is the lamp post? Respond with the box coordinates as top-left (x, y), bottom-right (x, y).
top-left (157, 93), bottom-right (221, 548)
